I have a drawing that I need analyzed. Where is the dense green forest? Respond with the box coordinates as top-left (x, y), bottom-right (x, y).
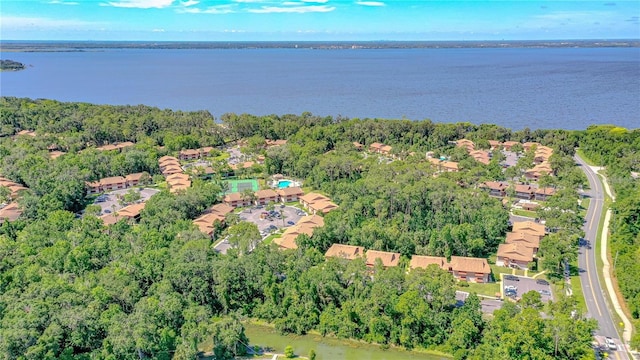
top-left (0, 97), bottom-right (636, 359)
top-left (0, 60), bottom-right (25, 71)
top-left (579, 125), bottom-right (640, 348)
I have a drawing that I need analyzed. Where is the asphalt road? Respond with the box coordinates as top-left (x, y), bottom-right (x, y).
top-left (575, 154), bottom-right (629, 359)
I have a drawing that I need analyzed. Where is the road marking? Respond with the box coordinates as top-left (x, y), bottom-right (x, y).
top-left (589, 203), bottom-right (598, 231)
top-left (585, 240), bottom-right (603, 316)
top-left (615, 350), bottom-right (621, 360)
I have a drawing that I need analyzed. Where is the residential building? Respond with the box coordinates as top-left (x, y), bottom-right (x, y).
top-left (101, 176), bottom-right (127, 192)
top-left (96, 142), bottom-right (134, 152)
top-left (223, 192), bottom-right (252, 208)
top-left (496, 243), bottom-right (534, 269)
top-left (255, 189), bottom-right (278, 205)
top-left (125, 172), bottom-right (146, 187)
top-left (514, 184), bottom-right (535, 200)
top-left (535, 187), bottom-right (556, 201)
top-left (0, 202), bottom-right (22, 223)
top-left (297, 214), bottom-right (325, 227)
top-left (308, 199), bottom-right (339, 215)
top-left (325, 244), bottom-right (365, 260)
top-left (523, 142), bottom-right (540, 152)
top-left (100, 202), bottom-right (146, 225)
top-left (469, 150), bottom-right (491, 165)
top-left (365, 250), bottom-right (400, 268)
top-left (380, 145), bottom-right (393, 156)
top-left (505, 232), bottom-right (542, 254)
top-left (502, 141), bottom-right (520, 151)
top-left (525, 162), bottom-right (553, 181)
top-left (481, 181), bottom-right (509, 197)
top-left (276, 186), bottom-right (304, 203)
top-left (368, 142), bottom-right (384, 153)
top-left (488, 140), bottom-right (502, 150)
top-left (0, 177), bottom-right (29, 199)
top-left (409, 255), bottom-right (449, 271)
top-left (299, 193), bottom-right (330, 208)
top-left (512, 221), bottom-right (546, 237)
top-left (179, 149), bottom-right (201, 160)
top-left (455, 139), bottom-right (475, 152)
top-left (449, 256), bottom-right (491, 283)
top-left (534, 146), bottom-right (554, 164)
top-left (274, 215), bottom-right (325, 250)
top-left (199, 147), bottom-right (214, 157)
top-left (353, 142), bottom-right (364, 151)
top-left (441, 161), bottom-right (459, 172)
top-left (166, 173), bottom-right (191, 193)
top-left (193, 213), bottom-right (225, 235)
top-left (409, 255), bottom-right (491, 283)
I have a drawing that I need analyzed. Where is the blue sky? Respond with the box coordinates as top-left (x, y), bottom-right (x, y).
top-left (1, 0), bottom-right (639, 41)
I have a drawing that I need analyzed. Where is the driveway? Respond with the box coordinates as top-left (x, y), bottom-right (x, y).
top-left (503, 275), bottom-right (553, 302)
top-left (226, 147), bottom-right (243, 165)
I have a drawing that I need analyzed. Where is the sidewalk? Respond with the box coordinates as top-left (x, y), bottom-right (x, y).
top-left (592, 167), bottom-right (632, 346)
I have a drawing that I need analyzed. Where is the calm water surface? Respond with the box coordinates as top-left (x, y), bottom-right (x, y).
top-left (1, 47), bottom-right (639, 130)
top-left (243, 323), bottom-right (449, 360)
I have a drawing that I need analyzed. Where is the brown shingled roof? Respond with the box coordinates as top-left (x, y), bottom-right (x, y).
top-left (365, 250), bottom-right (400, 267)
top-left (325, 244), bottom-right (365, 260)
top-left (409, 255), bottom-right (448, 270)
top-left (449, 256), bottom-right (490, 274)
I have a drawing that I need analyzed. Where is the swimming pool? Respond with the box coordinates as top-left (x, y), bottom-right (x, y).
top-left (278, 180), bottom-right (292, 189)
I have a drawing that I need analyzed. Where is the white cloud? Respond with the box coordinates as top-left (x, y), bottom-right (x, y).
top-left (356, 1), bottom-right (385, 6)
top-left (249, 4), bottom-right (335, 13)
top-left (180, 0), bottom-right (199, 6)
top-left (48, 0), bottom-right (80, 5)
top-left (1, 16), bottom-right (100, 29)
top-left (232, 0), bottom-right (266, 3)
top-left (178, 4), bottom-right (235, 13)
top-left (102, 0), bottom-right (174, 8)
top-left (301, 0), bottom-right (329, 3)
top-left (152, 28), bottom-right (165, 32)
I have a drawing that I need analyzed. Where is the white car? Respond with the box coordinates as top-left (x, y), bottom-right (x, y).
top-left (605, 337), bottom-right (617, 351)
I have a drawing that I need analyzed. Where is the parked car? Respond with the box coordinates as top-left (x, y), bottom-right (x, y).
top-left (287, 221), bottom-right (295, 225)
top-left (504, 275), bottom-right (520, 282)
top-left (538, 290), bottom-right (552, 296)
top-left (536, 279), bottom-right (549, 285)
top-left (505, 285), bottom-right (517, 291)
top-left (104, 209), bottom-right (111, 214)
top-left (280, 204), bottom-right (285, 208)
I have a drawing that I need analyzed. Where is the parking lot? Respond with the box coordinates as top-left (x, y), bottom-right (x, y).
top-left (503, 275), bottom-right (553, 302)
top-left (502, 150), bottom-right (520, 168)
top-left (93, 188), bottom-right (159, 215)
top-left (237, 204), bottom-right (306, 236)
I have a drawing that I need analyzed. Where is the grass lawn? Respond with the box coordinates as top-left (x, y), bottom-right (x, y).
top-left (262, 234), bottom-right (279, 245)
top-left (569, 274), bottom-right (587, 312)
top-left (211, 151), bottom-right (230, 162)
top-left (489, 264), bottom-right (526, 279)
top-left (512, 209), bottom-right (538, 218)
top-left (458, 282), bottom-right (501, 298)
top-left (579, 198), bottom-right (591, 218)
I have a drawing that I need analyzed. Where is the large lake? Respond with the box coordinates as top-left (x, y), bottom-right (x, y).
top-left (1, 47), bottom-right (639, 130)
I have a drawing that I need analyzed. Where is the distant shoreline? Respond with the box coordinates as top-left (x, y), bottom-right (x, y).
top-left (1, 39), bottom-right (639, 52)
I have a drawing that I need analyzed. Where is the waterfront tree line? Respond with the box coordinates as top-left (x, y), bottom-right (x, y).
top-left (0, 97), bottom-right (637, 359)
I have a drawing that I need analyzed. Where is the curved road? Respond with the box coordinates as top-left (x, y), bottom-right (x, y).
top-left (575, 154), bottom-right (629, 359)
